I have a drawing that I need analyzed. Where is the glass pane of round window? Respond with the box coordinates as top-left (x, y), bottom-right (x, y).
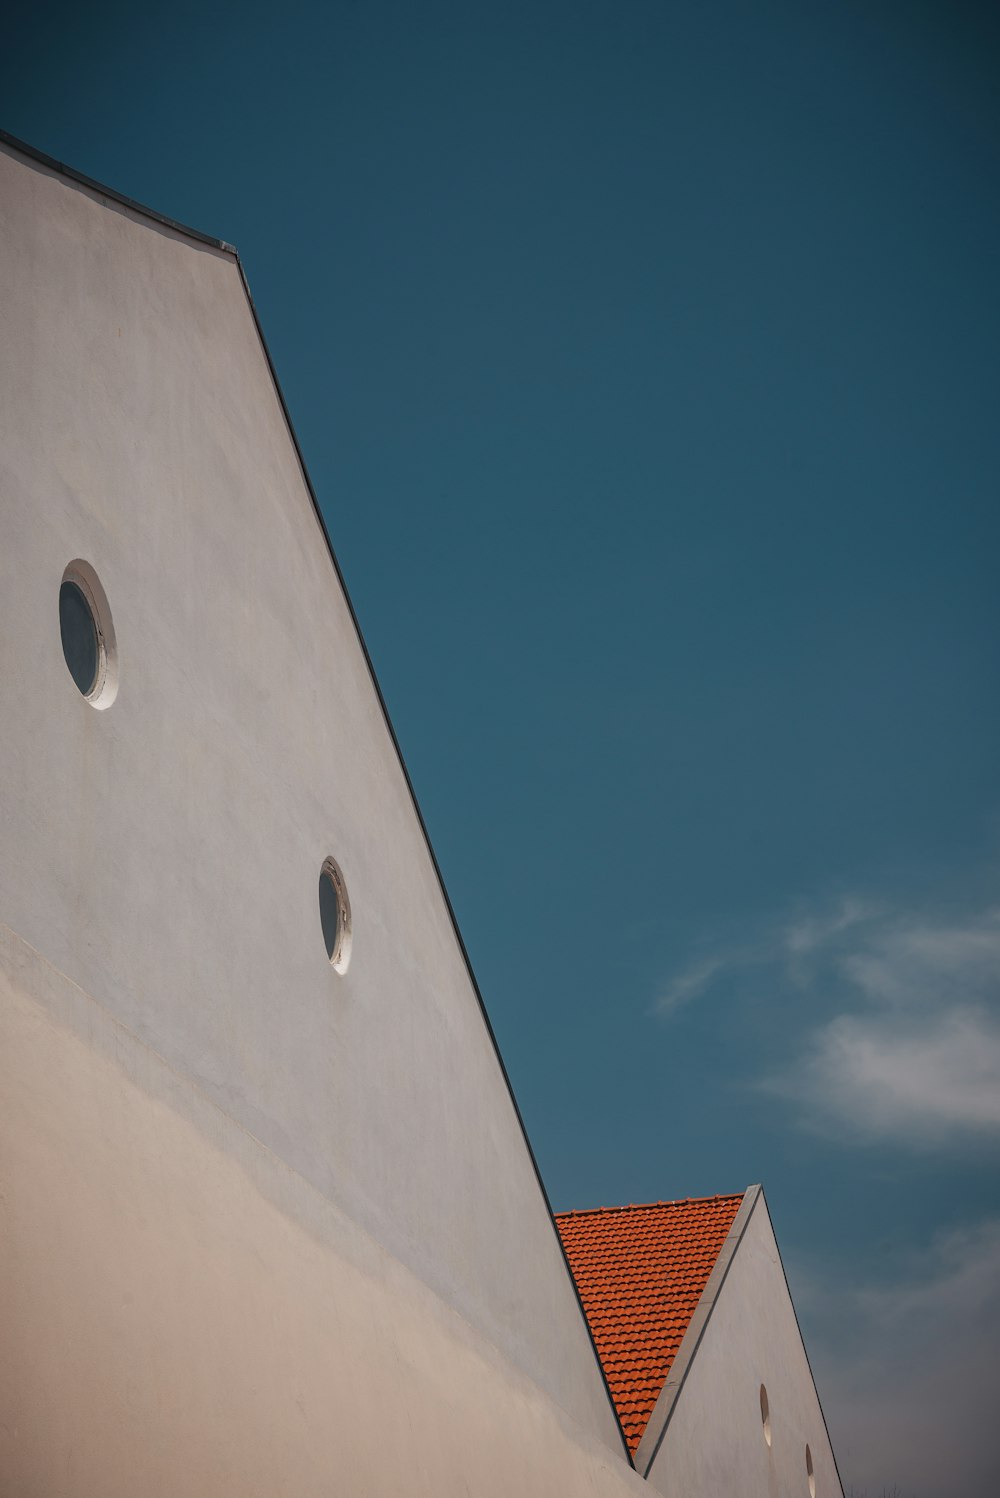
top-left (59, 579), bottom-right (99, 696)
top-left (319, 865), bottom-right (342, 963)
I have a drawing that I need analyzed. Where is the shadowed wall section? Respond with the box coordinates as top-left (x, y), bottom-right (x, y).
top-left (0, 925), bottom-right (644, 1497)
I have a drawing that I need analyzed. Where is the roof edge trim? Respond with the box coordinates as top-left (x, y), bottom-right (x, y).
top-left (633, 1183), bottom-right (763, 1476)
top-left (555, 1192), bottom-right (745, 1220)
top-left (0, 129), bottom-right (237, 254)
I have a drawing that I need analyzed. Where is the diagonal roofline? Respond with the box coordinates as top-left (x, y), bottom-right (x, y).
top-left (0, 129), bottom-right (237, 253)
top-left (632, 1185), bottom-right (760, 1474)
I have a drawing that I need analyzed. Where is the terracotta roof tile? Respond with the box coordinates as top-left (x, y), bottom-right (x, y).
top-left (554, 1193), bottom-right (743, 1454)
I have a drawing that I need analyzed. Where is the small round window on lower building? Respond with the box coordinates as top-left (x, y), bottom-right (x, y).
top-left (319, 856), bottom-right (352, 973)
top-left (59, 561), bottom-right (118, 708)
top-left (806, 1443), bottom-right (815, 1497)
top-left (760, 1384), bottom-right (772, 1447)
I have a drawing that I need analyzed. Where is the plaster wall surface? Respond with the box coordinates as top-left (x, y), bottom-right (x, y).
top-left (0, 926), bottom-right (646, 1496)
top-left (644, 1195), bottom-right (842, 1498)
top-left (0, 138), bottom-right (624, 1456)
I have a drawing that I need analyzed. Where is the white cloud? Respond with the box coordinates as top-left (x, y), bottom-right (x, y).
top-left (771, 908), bottom-right (1000, 1143)
top-left (802, 1219), bottom-right (1000, 1497)
top-left (783, 896), bottom-right (878, 956)
top-left (656, 899), bottom-right (1000, 1144)
top-left (841, 913), bottom-right (1000, 1009)
top-left (776, 1004), bottom-right (1000, 1139)
top-left (654, 896), bottom-right (878, 1014)
top-left (655, 954), bottom-right (733, 1014)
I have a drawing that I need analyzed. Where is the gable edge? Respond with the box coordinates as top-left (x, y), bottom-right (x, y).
top-left (633, 1184), bottom-right (762, 1476)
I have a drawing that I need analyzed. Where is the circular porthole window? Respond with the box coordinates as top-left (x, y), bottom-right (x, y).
top-left (59, 561), bottom-right (118, 708)
top-left (760, 1384), bottom-right (772, 1448)
top-left (319, 857), bottom-right (352, 973)
top-left (806, 1443), bottom-right (815, 1497)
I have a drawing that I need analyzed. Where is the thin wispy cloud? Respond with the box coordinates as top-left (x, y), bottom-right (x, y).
top-left (842, 915), bottom-right (1000, 1008)
top-left (653, 895), bottom-right (876, 1015)
top-left (776, 1004), bottom-right (1000, 1139)
top-left (656, 899), bottom-right (1000, 1145)
top-left (783, 896), bottom-right (878, 956)
top-left (771, 908), bottom-right (1000, 1144)
top-left (655, 953), bottom-right (736, 1014)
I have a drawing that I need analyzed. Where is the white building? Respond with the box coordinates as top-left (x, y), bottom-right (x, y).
top-left (0, 130), bottom-right (842, 1497)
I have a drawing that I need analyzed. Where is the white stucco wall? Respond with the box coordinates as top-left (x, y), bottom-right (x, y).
top-left (642, 1192), bottom-right (842, 1498)
top-left (0, 137), bottom-right (631, 1484)
top-left (0, 926), bottom-right (646, 1497)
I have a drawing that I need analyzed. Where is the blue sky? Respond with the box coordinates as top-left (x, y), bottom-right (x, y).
top-left (5, 2), bottom-right (998, 1491)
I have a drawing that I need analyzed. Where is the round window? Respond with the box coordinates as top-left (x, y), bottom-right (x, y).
top-left (760, 1384), bottom-right (771, 1447)
top-left (806, 1443), bottom-right (815, 1497)
top-left (319, 857), bottom-right (352, 973)
top-left (59, 561), bottom-right (118, 708)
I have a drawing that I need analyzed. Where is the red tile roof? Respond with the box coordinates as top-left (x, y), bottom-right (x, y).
top-left (555, 1193), bottom-right (744, 1454)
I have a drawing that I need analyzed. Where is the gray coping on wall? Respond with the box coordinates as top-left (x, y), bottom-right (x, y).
top-left (0, 129), bottom-right (237, 252)
top-left (633, 1183), bottom-right (763, 1477)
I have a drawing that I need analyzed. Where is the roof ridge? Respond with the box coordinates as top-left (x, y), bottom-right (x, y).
top-left (554, 1191), bottom-right (745, 1219)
